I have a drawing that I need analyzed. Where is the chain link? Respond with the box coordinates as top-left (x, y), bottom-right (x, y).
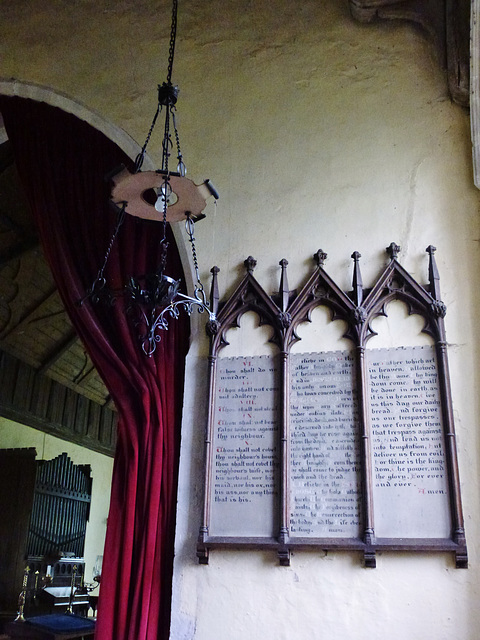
top-left (80, 202), bottom-right (127, 305)
top-left (98, 202), bottom-right (127, 279)
top-left (185, 214), bottom-right (202, 285)
top-left (171, 109), bottom-right (186, 175)
top-left (135, 103), bottom-right (161, 173)
top-left (166, 0), bottom-right (178, 85)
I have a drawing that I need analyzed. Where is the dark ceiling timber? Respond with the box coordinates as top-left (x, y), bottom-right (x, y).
top-left (0, 138), bottom-right (116, 455)
top-left (0, 349), bottom-right (116, 457)
top-left (349, 0), bottom-right (470, 107)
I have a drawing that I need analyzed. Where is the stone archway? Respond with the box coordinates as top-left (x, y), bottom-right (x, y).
top-left (0, 79), bottom-right (198, 301)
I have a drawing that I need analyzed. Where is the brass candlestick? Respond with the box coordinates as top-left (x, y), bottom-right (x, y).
top-left (66, 564), bottom-right (78, 614)
top-left (14, 565), bottom-right (30, 622)
top-left (33, 570), bottom-right (40, 603)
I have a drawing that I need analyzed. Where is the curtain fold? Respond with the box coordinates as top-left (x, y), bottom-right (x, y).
top-left (0, 96), bottom-right (189, 640)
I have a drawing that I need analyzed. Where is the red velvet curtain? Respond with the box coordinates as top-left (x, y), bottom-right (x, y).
top-left (0, 96), bottom-right (189, 640)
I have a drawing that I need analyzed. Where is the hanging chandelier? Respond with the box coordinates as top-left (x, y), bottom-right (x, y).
top-left (81, 0), bottom-right (218, 356)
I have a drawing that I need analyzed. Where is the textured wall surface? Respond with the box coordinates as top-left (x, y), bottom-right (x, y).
top-left (1, 1), bottom-right (480, 638)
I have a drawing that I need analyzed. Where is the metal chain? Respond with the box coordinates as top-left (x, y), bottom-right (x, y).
top-left (155, 0), bottom-right (178, 276)
top-left (171, 109), bottom-right (186, 175)
top-left (157, 99), bottom-right (171, 275)
top-left (166, 0), bottom-right (178, 85)
top-left (185, 214), bottom-right (202, 286)
top-left (134, 104), bottom-right (161, 173)
top-left (80, 202), bottom-right (127, 305)
top-left (98, 202), bottom-right (127, 279)
top-left (161, 104), bottom-right (172, 174)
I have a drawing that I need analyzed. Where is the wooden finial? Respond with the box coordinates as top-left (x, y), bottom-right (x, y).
top-left (426, 245), bottom-right (440, 297)
top-left (244, 256), bottom-right (257, 273)
top-left (386, 242), bottom-right (401, 261)
top-left (209, 266), bottom-right (220, 316)
top-left (351, 251), bottom-right (363, 307)
top-left (279, 259), bottom-right (289, 313)
top-left (313, 250), bottom-right (327, 267)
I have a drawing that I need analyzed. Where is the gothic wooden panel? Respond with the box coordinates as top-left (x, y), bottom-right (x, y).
top-left (198, 246), bottom-right (467, 568)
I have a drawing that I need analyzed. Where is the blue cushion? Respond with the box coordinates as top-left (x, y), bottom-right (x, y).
top-left (26, 614), bottom-right (95, 633)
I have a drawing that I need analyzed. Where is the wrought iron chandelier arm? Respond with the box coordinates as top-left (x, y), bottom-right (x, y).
top-left (173, 287), bottom-right (216, 319)
top-left (140, 293), bottom-right (213, 356)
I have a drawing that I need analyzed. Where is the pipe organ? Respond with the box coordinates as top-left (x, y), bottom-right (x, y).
top-left (27, 453), bottom-right (92, 559)
top-left (25, 453), bottom-right (92, 616)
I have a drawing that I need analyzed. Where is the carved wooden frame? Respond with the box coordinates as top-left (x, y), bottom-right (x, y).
top-left (197, 244), bottom-right (467, 568)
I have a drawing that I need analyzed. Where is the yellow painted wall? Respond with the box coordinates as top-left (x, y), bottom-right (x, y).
top-left (1, 1), bottom-right (480, 638)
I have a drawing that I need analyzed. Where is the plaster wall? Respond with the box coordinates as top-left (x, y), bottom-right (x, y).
top-left (0, 418), bottom-right (114, 586)
top-left (1, 1), bottom-right (480, 639)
